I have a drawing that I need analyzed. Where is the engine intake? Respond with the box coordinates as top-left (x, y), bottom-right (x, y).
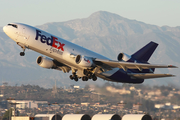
top-left (75, 55), bottom-right (94, 68)
top-left (117, 53), bottom-right (131, 61)
top-left (36, 56), bottom-right (55, 69)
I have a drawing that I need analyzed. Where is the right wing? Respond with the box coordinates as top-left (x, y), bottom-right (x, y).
top-left (94, 58), bottom-right (177, 71)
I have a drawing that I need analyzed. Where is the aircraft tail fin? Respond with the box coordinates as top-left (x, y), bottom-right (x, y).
top-left (132, 41), bottom-right (158, 62)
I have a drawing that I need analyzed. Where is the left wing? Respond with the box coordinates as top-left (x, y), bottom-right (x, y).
top-left (94, 59), bottom-right (177, 71)
top-left (128, 73), bottom-right (175, 79)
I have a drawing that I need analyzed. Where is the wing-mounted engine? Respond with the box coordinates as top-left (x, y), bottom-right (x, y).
top-left (117, 53), bottom-right (131, 62)
top-left (36, 56), bottom-right (71, 73)
top-left (75, 55), bottom-right (94, 68)
top-left (67, 54), bottom-right (97, 82)
top-left (37, 56), bottom-right (55, 69)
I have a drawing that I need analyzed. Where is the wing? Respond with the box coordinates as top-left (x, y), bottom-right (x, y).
top-left (128, 73), bottom-right (175, 79)
top-left (94, 59), bottom-right (177, 71)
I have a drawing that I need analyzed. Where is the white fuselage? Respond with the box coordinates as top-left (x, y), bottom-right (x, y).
top-left (3, 23), bottom-right (109, 71)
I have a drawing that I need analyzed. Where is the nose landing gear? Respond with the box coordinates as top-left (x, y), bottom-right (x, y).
top-left (20, 46), bottom-right (26, 56)
top-left (20, 52), bottom-right (25, 56)
top-left (17, 42), bottom-right (26, 56)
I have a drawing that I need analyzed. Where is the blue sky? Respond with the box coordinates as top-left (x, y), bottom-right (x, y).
top-left (1, 0), bottom-right (180, 27)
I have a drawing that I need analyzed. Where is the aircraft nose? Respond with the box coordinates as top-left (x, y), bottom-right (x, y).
top-left (3, 26), bottom-right (8, 33)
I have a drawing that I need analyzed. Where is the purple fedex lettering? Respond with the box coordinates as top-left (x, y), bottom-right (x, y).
top-left (47, 36), bottom-right (54, 46)
top-left (35, 30), bottom-right (65, 51)
top-left (35, 30), bottom-right (53, 45)
top-left (40, 35), bottom-right (46, 43)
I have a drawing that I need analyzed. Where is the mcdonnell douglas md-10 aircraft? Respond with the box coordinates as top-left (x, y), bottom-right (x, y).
top-left (3, 23), bottom-right (177, 83)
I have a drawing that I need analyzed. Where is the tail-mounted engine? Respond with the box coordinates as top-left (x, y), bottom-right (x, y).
top-left (117, 53), bottom-right (131, 61)
top-left (75, 55), bottom-right (94, 68)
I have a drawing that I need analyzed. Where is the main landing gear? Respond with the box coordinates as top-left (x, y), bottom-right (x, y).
top-left (69, 70), bottom-right (97, 82)
top-left (82, 74), bottom-right (97, 81)
top-left (69, 73), bottom-right (78, 82)
top-left (83, 69), bottom-right (97, 81)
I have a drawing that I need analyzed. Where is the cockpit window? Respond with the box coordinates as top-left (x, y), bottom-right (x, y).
top-left (8, 24), bottom-right (18, 28)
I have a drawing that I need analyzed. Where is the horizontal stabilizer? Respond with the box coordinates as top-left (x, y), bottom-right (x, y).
top-left (128, 73), bottom-right (175, 79)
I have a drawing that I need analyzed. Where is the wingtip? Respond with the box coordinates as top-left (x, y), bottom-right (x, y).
top-left (164, 74), bottom-right (176, 77)
top-left (168, 65), bottom-right (178, 68)
top-left (170, 74), bottom-right (176, 77)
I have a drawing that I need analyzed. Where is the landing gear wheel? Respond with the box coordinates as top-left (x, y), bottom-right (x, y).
top-left (70, 72), bottom-right (79, 82)
top-left (74, 77), bottom-right (78, 82)
top-left (20, 52), bottom-right (25, 56)
top-left (82, 76), bottom-right (86, 81)
top-left (69, 75), bottom-right (73, 80)
top-left (82, 76), bottom-right (88, 81)
top-left (87, 74), bottom-right (92, 79)
top-left (92, 75), bottom-right (97, 81)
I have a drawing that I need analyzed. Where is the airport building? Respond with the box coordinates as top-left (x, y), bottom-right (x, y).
top-left (7, 100), bottom-right (48, 109)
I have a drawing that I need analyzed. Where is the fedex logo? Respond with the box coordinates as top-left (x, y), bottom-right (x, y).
top-left (35, 30), bottom-right (65, 51)
top-left (84, 58), bottom-right (91, 63)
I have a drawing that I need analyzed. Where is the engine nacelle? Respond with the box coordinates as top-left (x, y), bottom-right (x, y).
top-left (75, 55), bottom-right (94, 68)
top-left (117, 53), bottom-right (131, 61)
top-left (36, 56), bottom-right (55, 69)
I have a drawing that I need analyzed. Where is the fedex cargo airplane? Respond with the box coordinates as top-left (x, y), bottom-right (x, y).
top-left (3, 23), bottom-right (177, 83)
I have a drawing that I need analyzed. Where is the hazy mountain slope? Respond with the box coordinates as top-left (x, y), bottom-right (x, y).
top-left (0, 11), bottom-right (180, 88)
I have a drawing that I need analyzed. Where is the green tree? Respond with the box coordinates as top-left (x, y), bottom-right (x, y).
top-left (3, 108), bottom-right (12, 120)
